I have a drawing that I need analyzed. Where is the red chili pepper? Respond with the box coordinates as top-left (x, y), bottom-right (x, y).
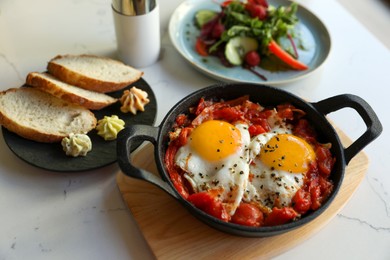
top-left (268, 40), bottom-right (308, 70)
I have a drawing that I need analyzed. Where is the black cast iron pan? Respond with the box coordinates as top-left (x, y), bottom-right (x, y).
top-left (117, 83), bottom-right (382, 237)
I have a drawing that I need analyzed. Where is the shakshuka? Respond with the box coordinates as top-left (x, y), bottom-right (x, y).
top-left (165, 96), bottom-right (335, 227)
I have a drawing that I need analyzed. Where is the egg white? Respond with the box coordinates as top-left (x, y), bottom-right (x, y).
top-left (245, 157), bottom-right (305, 208)
top-left (242, 130), bottom-right (305, 209)
top-left (175, 123), bottom-right (252, 215)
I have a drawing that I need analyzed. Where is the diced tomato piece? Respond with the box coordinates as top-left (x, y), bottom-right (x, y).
top-left (319, 176), bottom-right (334, 199)
top-left (292, 189), bottom-right (312, 214)
top-left (248, 116), bottom-right (271, 132)
top-left (241, 100), bottom-right (262, 114)
top-left (264, 207), bottom-right (298, 226)
top-left (316, 145), bottom-right (335, 177)
top-left (248, 0), bottom-right (269, 7)
top-left (245, 3), bottom-right (267, 20)
top-left (309, 178), bottom-right (322, 210)
top-left (303, 169), bottom-right (334, 211)
top-left (293, 119), bottom-right (317, 144)
top-left (257, 109), bottom-right (274, 119)
top-left (223, 95), bottom-right (250, 107)
top-left (212, 107), bottom-right (244, 122)
top-left (195, 38), bottom-right (208, 57)
top-left (259, 118), bottom-right (272, 132)
top-left (190, 98), bottom-right (202, 115)
top-left (192, 97), bottom-right (213, 116)
top-left (187, 192), bottom-right (229, 222)
top-left (244, 108), bottom-right (262, 121)
top-left (306, 161), bottom-right (319, 182)
top-left (278, 108), bottom-right (293, 120)
top-left (277, 103), bottom-right (295, 120)
top-left (242, 103), bottom-right (269, 123)
top-left (191, 107), bottom-right (214, 126)
top-left (177, 127), bottom-right (192, 147)
top-left (175, 114), bottom-right (190, 127)
top-left (231, 203), bottom-right (264, 227)
top-left (310, 188), bottom-right (322, 210)
top-left (248, 124), bottom-right (266, 136)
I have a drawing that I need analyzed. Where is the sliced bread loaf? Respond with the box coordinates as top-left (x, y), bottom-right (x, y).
top-left (26, 72), bottom-right (118, 110)
top-left (47, 54), bottom-right (144, 93)
top-left (0, 87), bottom-right (97, 143)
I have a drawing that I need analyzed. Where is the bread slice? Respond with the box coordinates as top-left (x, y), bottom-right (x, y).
top-left (0, 87), bottom-right (97, 143)
top-left (47, 54), bottom-right (144, 93)
top-left (26, 72), bottom-right (118, 110)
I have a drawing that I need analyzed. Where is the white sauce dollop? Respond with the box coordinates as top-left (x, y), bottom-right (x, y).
top-left (61, 133), bottom-right (92, 157)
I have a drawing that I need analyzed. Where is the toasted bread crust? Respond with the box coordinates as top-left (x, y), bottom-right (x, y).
top-left (47, 54), bottom-right (144, 93)
top-left (26, 72), bottom-right (118, 110)
top-left (0, 110), bottom-right (64, 143)
top-left (0, 88), bottom-right (97, 143)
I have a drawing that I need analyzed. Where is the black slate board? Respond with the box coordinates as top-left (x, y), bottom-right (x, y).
top-left (2, 78), bottom-right (157, 172)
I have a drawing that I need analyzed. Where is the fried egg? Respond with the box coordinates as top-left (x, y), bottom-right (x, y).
top-left (245, 133), bottom-right (316, 208)
top-left (175, 112), bottom-right (316, 216)
top-left (175, 120), bottom-right (252, 215)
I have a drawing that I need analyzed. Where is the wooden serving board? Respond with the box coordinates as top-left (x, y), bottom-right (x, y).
top-left (117, 129), bottom-right (369, 259)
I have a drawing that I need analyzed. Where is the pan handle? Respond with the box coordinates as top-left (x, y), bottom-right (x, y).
top-left (116, 125), bottom-right (179, 199)
top-left (312, 94), bottom-right (382, 164)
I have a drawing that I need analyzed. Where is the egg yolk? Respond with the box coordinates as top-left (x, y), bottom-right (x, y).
top-left (189, 120), bottom-right (242, 162)
top-left (260, 134), bottom-right (316, 173)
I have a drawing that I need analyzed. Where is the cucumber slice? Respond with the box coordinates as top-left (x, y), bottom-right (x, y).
top-left (225, 37), bottom-right (259, 65)
top-left (195, 10), bottom-right (217, 28)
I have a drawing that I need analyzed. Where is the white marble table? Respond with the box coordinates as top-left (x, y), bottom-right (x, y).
top-left (0, 0), bottom-right (389, 259)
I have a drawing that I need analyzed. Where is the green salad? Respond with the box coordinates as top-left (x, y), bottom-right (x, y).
top-left (194, 0), bottom-right (308, 79)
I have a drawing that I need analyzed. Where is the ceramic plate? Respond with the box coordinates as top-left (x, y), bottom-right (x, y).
top-left (2, 78), bottom-right (157, 172)
top-left (169, 0), bottom-right (331, 85)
